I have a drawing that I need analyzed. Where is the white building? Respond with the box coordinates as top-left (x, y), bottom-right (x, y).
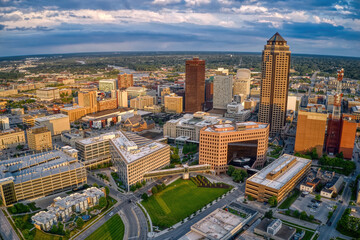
top-left (213, 75), bottom-right (233, 109)
top-left (233, 69), bottom-right (251, 98)
top-left (0, 116), bottom-right (10, 130)
top-left (224, 102), bottom-right (251, 122)
top-left (287, 95), bottom-right (297, 112)
top-left (99, 79), bottom-right (117, 92)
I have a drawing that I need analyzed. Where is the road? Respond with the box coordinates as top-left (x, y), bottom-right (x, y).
top-left (317, 142), bottom-right (360, 240)
top-left (0, 209), bottom-right (20, 240)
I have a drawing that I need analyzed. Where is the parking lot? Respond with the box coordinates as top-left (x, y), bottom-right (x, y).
top-left (290, 194), bottom-right (337, 223)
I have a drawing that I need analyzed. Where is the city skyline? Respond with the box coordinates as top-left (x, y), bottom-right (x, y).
top-left (0, 0), bottom-right (360, 57)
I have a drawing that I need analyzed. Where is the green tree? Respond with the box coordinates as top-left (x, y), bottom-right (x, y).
top-left (227, 165), bottom-right (235, 176)
top-left (50, 224), bottom-right (58, 234)
top-left (141, 193), bottom-right (149, 201)
top-left (156, 184), bottom-right (163, 192)
top-left (151, 186), bottom-right (158, 194)
top-left (268, 196), bottom-right (278, 207)
top-left (93, 183), bottom-right (98, 188)
top-left (265, 210), bottom-right (273, 219)
top-left (15, 218), bottom-right (24, 229)
top-left (99, 196), bottom-right (107, 208)
top-left (105, 186), bottom-right (110, 196)
top-left (130, 185), bottom-right (136, 191)
top-left (136, 182), bottom-right (142, 189)
top-left (300, 211), bottom-right (308, 220)
top-left (294, 210), bottom-right (300, 218)
top-left (309, 215), bottom-right (315, 221)
top-left (315, 194), bottom-right (321, 201)
top-left (76, 217), bottom-right (85, 229)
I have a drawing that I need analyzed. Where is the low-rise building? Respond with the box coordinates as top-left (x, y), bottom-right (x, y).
top-left (81, 108), bottom-right (134, 129)
top-left (97, 98), bottom-right (117, 112)
top-left (61, 105), bottom-right (89, 122)
top-left (224, 102), bottom-right (251, 122)
top-left (27, 126), bottom-right (52, 151)
top-left (0, 147), bottom-right (86, 206)
top-left (0, 89), bottom-right (18, 97)
top-left (0, 128), bottom-right (26, 149)
top-left (0, 116), bottom-right (10, 130)
top-left (254, 218), bottom-right (296, 240)
top-left (36, 87), bottom-right (60, 101)
top-left (126, 87), bottom-right (147, 98)
top-left (99, 79), bottom-right (117, 92)
top-left (32, 187), bottom-right (105, 231)
top-left (123, 115), bottom-right (155, 132)
top-left (109, 131), bottom-right (170, 190)
top-left (11, 108), bottom-right (24, 115)
top-left (245, 154), bottom-right (311, 202)
top-left (130, 95), bottom-right (155, 110)
top-left (35, 114), bottom-right (70, 136)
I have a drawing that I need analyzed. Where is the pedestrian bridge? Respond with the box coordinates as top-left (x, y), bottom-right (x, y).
top-left (143, 164), bottom-right (213, 179)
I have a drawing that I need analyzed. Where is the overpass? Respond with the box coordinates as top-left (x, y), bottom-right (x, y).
top-left (143, 164), bottom-right (213, 179)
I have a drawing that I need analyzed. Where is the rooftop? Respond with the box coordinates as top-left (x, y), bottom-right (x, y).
top-left (247, 154), bottom-right (311, 190)
top-left (268, 32), bottom-right (286, 43)
top-left (35, 114), bottom-right (68, 122)
top-left (61, 105), bottom-right (86, 111)
top-left (204, 121), bottom-right (268, 133)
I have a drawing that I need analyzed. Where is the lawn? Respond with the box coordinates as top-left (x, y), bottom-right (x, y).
top-left (85, 214), bottom-right (125, 240)
top-left (142, 178), bottom-right (230, 228)
top-left (279, 189), bottom-right (300, 209)
top-left (33, 229), bottom-right (64, 240)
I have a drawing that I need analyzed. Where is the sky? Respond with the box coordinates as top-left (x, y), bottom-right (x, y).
top-left (0, 0), bottom-right (359, 57)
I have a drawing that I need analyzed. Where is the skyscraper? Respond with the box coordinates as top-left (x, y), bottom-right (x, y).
top-left (233, 68), bottom-right (251, 98)
top-left (213, 75), bottom-right (233, 109)
top-left (185, 57), bottom-right (205, 113)
top-left (258, 33), bottom-right (291, 135)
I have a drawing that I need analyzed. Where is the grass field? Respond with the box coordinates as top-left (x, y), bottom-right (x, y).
top-left (142, 178), bottom-right (230, 228)
top-left (85, 214), bottom-right (125, 240)
top-left (279, 189), bottom-right (300, 209)
top-left (33, 229), bottom-right (64, 240)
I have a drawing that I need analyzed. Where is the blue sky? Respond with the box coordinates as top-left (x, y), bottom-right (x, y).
top-left (0, 0), bottom-right (359, 57)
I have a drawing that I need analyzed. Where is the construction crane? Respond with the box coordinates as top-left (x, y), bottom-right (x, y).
top-left (332, 68), bottom-right (344, 119)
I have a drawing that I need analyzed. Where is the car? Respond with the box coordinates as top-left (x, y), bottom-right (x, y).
top-left (109, 212), bottom-right (114, 217)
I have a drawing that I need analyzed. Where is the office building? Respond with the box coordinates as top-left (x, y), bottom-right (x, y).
top-left (0, 89), bottom-right (18, 97)
top-left (99, 79), bottom-right (117, 92)
top-left (233, 68), bottom-right (251, 98)
top-left (117, 90), bottom-right (128, 108)
top-left (339, 116), bottom-right (357, 159)
top-left (199, 122), bottom-right (269, 173)
top-left (126, 87), bottom-right (147, 98)
top-left (224, 102), bottom-right (251, 122)
top-left (0, 116), bottom-right (10, 130)
top-left (27, 126), bottom-right (52, 151)
top-left (205, 81), bottom-right (214, 110)
top-left (36, 87), bottom-right (60, 101)
top-left (117, 73), bottom-right (134, 89)
top-left (258, 33), bottom-right (291, 136)
top-left (61, 105), bottom-right (89, 122)
top-left (0, 148), bottom-right (86, 206)
top-left (78, 91), bottom-right (97, 113)
top-left (32, 187), bottom-right (105, 231)
top-left (109, 131), bottom-right (170, 191)
top-left (164, 94), bottom-right (183, 114)
top-left (163, 112), bottom-right (225, 142)
top-left (81, 108), bottom-right (134, 129)
top-left (213, 75), bottom-right (233, 110)
top-left (254, 218), bottom-right (296, 240)
top-left (0, 128), bottom-right (26, 150)
top-left (160, 87), bottom-right (171, 104)
top-left (245, 154), bottom-right (311, 202)
top-left (294, 110), bottom-right (327, 157)
top-left (97, 98), bottom-right (117, 111)
top-left (11, 108), bottom-right (24, 115)
top-left (130, 95), bottom-right (155, 110)
top-left (185, 57), bottom-right (205, 112)
top-left (35, 114), bottom-right (70, 136)
top-left (287, 95), bottom-right (297, 112)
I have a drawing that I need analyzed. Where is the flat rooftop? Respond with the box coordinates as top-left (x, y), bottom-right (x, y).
top-left (110, 131), bottom-right (167, 164)
top-left (35, 114), bottom-right (68, 122)
top-left (77, 131), bottom-right (121, 145)
top-left (61, 105), bottom-right (86, 111)
top-left (84, 108), bottom-right (133, 118)
top-left (204, 121), bottom-right (268, 133)
top-left (247, 154), bottom-right (311, 190)
top-left (0, 150), bottom-right (82, 184)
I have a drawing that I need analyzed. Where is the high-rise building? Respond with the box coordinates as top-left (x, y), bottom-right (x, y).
top-left (205, 81), bottom-right (214, 110)
top-left (117, 73), bottom-right (134, 89)
top-left (199, 122), bottom-right (269, 173)
top-left (27, 126), bottom-right (53, 151)
top-left (117, 90), bottom-right (128, 108)
top-left (339, 116), bottom-right (357, 159)
top-left (185, 57), bottom-right (205, 113)
top-left (233, 68), bottom-right (251, 98)
top-left (213, 75), bottom-right (233, 110)
top-left (164, 93), bottom-right (183, 113)
top-left (78, 91), bottom-right (98, 113)
top-left (258, 33), bottom-right (291, 136)
top-left (294, 110), bottom-right (327, 157)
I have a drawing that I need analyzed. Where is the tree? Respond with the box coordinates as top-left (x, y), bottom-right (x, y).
top-left (294, 210), bottom-right (300, 218)
top-left (15, 218), bottom-right (24, 229)
top-left (156, 184), bottom-right (163, 192)
top-left (268, 196), bottom-right (278, 207)
top-left (315, 194), bottom-right (321, 201)
top-left (99, 196), bottom-right (107, 208)
top-left (151, 186), bottom-right (158, 194)
top-left (136, 182), bottom-right (142, 189)
top-left (93, 183), bottom-right (98, 188)
top-left (300, 211), bottom-right (308, 220)
top-left (142, 180), bottom-right (146, 186)
top-left (141, 193), bottom-right (149, 201)
top-left (50, 224), bottom-right (58, 234)
top-left (76, 217), bottom-right (84, 229)
top-left (264, 210), bottom-right (273, 219)
top-left (161, 183), bottom-right (166, 189)
top-left (130, 185), bottom-right (136, 192)
top-left (309, 215), bottom-right (315, 221)
top-left (227, 165), bottom-right (235, 176)
top-left (105, 186), bottom-right (110, 196)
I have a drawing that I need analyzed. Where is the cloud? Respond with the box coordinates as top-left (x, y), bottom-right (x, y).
top-left (184, 0), bottom-right (211, 7)
top-left (152, 0), bottom-right (182, 5)
top-left (0, 24), bottom-right (5, 30)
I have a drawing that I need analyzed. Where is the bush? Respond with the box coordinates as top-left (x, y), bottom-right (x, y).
top-left (141, 193), bottom-right (149, 201)
top-left (268, 196), bottom-right (278, 207)
top-left (151, 186), bottom-right (158, 194)
top-left (76, 217), bottom-right (85, 229)
top-left (265, 210), bottom-right (273, 219)
top-left (99, 197), bottom-right (107, 208)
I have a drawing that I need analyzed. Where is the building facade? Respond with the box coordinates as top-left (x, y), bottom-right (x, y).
top-left (117, 73), bottom-right (134, 89)
top-left (199, 122), bottom-right (269, 173)
top-left (36, 87), bottom-right (60, 101)
top-left (233, 68), bottom-right (251, 98)
top-left (99, 79), bottom-right (117, 92)
top-left (0, 116), bottom-right (10, 130)
top-left (117, 90), bottom-right (128, 108)
top-left (27, 126), bottom-right (52, 151)
top-left (245, 154), bottom-right (311, 202)
top-left (339, 117), bottom-right (357, 159)
top-left (35, 114), bottom-right (71, 136)
top-left (258, 33), bottom-right (291, 136)
top-left (130, 95), bottom-right (154, 110)
top-left (0, 129), bottom-right (26, 150)
top-left (185, 57), bottom-right (205, 113)
top-left (213, 75), bottom-right (233, 110)
top-left (78, 91), bottom-right (98, 113)
top-left (294, 110), bottom-right (327, 157)
top-left (61, 105), bottom-right (89, 122)
top-left (164, 94), bottom-right (183, 113)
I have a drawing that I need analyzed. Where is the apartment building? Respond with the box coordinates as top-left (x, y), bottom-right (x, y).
top-left (27, 126), bottom-right (52, 151)
top-left (0, 128), bottom-right (26, 150)
top-left (36, 87), bottom-right (60, 101)
top-left (130, 95), bottom-right (155, 110)
top-left (35, 114), bottom-right (70, 135)
top-left (245, 154), bottom-right (311, 202)
top-left (199, 122), bottom-right (269, 173)
top-left (60, 105), bottom-right (89, 122)
top-left (164, 94), bottom-right (183, 113)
